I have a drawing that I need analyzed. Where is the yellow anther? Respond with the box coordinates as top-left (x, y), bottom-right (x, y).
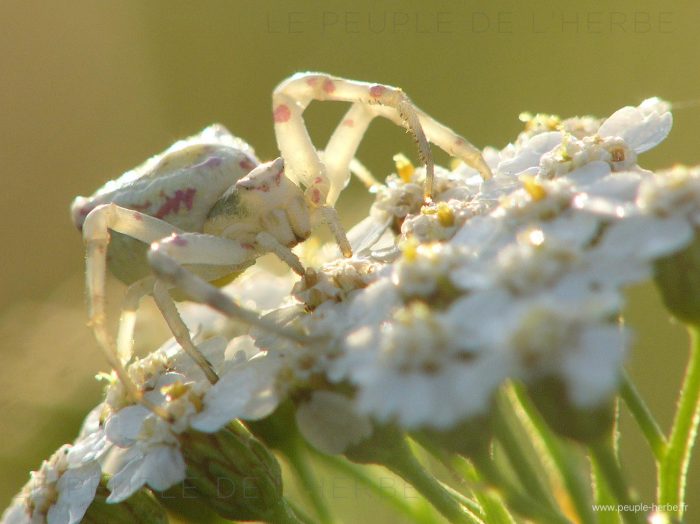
top-left (396, 301), bottom-right (431, 323)
top-left (519, 112), bottom-right (561, 132)
top-left (401, 238), bottom-right (419, 262)
top-left (522, 175), bottom-right (548, 201)
top-left (556, 138), bottom-right (572, 161)
top-left (436, 202), bottom-right (455, 227)
top-left (393, 153), bottom-right (415, 183)
top-left (161, 381), bottom-right (189, 401)
top-left (190, 393), bottom-right (203, 412)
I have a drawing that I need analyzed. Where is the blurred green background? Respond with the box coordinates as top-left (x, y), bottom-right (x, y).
top-left (1, 0), bottom-right (699, 521)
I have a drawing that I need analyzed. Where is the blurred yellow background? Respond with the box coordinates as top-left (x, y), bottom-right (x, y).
top-left (1, 0), bottom-right (699, 521)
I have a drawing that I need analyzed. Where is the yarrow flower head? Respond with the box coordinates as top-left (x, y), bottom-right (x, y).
top-left (1, 410), bottom-right (167, 524)
top-left (90, 96), bottom-right (688, 446)
top-left (235, 96), bottom-right (686, 438)
top-left (12, 325), bottom-right (286, 521)
top-left (9, 95), bottom-right (700, 523)
top-left (2, 446), bottom-right (101, 524)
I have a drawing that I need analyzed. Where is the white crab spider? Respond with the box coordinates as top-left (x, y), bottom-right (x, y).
top-left (70, 72), bottom-right (491, 410)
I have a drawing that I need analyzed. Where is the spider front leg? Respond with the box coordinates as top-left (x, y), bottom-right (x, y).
top-left (82, 204), bottom-right (182, 407)
top-left (116, 276), bottom-right (155, 365)
top-left (326, 101), bottom-right (492, 202)
top-left (322, 102), bottom-right (379, 205)
top-left (369, 103), bottom-right (493, 183)
top-left (116, 276), bottom-right (221, 385)
top-left (273, 72), bottom-right (492, 206)
top-left (151, 280), bottom-right (219, 384)
top-left (81, 205), bottom-right (256, 396)
top-left (274, 73), bottom-right (431, 204)
top-left (147, 232), bottom-right (311, 344)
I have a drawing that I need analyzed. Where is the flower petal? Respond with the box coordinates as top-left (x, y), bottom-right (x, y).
top-left (296, 391), bottom-right (372, 454)
top-left (599, 99), bottom-right (672, 153)
top-left (104, 405), bottom-right (150, 447)
top-left (54, 462), bottom-right (101, 524)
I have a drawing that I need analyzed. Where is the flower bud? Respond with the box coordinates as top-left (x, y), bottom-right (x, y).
top-left (177, 421), bottom-right (287, 521)
top-left (654, 229), bottom-right (700, 325)
top-left (82, 476), bottom-right (167, 524)
top-left (343, 422), bottom-right (408, 465)
top-left (154, 485), bottom-right (221, 523)
top-left (527, 377), bottom-right (614, 443)
top-left (245, 400), bottom-right (298, 452)
top-left (416, 414), bottom-right (494, 459)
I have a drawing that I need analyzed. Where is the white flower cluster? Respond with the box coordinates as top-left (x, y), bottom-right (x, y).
top-left (180, 97), bottom-right (687, 445)
top-left (1, 331), bottom-right (268, 523)
top-left (8, 97), bottom-right (700, 522)
top-left (2, 444), bottom-right (100, 524)
top-left (277, 97), bottom-right (685, 432)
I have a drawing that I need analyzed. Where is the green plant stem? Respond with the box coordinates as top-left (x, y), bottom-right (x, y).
top-left (411, 435), bottom-right (503, 523)
top-left (469, 452), bottom-right (571, 524)
top-left (658, 324), bottom-right (700, 520)
top-left (620, 371), bottom-right (667, 461)
top-left (459, 457), bottom-right (523, 524)
top-left (494, 391), bottom-right (557, 511)
top-left (471, 491), bottom-right (514, 524)
top-left (509, 384), bottom-right (595, 524)
top-left (386, 448), bottom-right (484, 524)
top-left (283, 443), bottom-right (334, 524)
top-left (438, 481), bottom-right (487, 522)
top-left (453, 458), bottom-right (515, 524)
top-left (312, 452), bottom-right (434, 524)
top-left (591, 455), bottom-right (622, 524)
top-left (589, 439), bottom-right (643, 524)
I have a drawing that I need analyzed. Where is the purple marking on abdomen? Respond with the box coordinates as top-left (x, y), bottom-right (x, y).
top-left (155, 188), bottom-right (197, 219)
